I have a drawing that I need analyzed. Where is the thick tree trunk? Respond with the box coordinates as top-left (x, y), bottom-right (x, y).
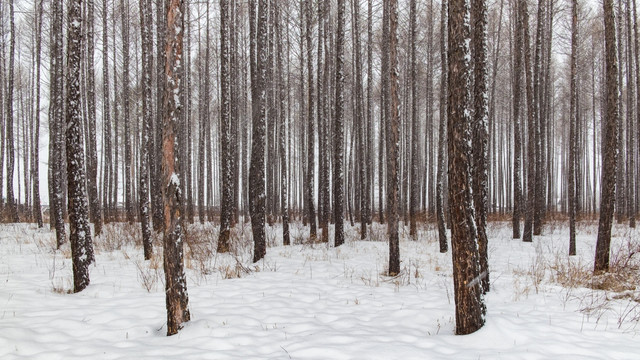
top-left (162, 0), bottom-right (191, 336)
top-left (448, 0), bottom-right (486, 335)
top-left (66, 0), bottom-right (95, 292)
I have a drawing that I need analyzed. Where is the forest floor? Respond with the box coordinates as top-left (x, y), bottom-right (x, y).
top-left (1, 219), bottom-right (639, 359)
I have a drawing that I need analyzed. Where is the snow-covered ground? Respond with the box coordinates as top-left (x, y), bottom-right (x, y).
top-left (0, 220), bottom-right (638, 359)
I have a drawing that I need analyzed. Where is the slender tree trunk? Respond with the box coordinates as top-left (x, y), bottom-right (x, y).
top-left (522, 0), bottom-right (536, 243)
top-left (139, 0), bottom-right (154, 260)
top-left (32, 0), bottom-right (43, 228)
top-left (569, 0), bottom-right (578, 256)
top-left (334, 0), bottom-right (346, 247)
top-left (472, 0), bottom-right (490, 293)
top-left (121, 0), bottom-right (133, 223)
top-left (86, 0), bottom-right (101, 235)
top-left (153, 0), bottom-right (167, 232)
top-left (436, 0), bottom-right (449, 253)
top-left (409, 0), bottom-right (419, 239)
top-left (50, 0), bottom-right (66, 246)
top-left (5, 0), bottom-right (18, 222)
top-left (306, 0), bottom-right (317, 242)
top-left (102, 0), bottom-right (112, 224)
top-left (386, 0), bottom-right (400, 275)
top-left (595, 0), bottom-right (620, 273)
top-left (219, 0), bottom-right (232, 253)
top-left (512, 0), bottom-right (523, 239)
top-left (275, 3), bottom-right (289, 246)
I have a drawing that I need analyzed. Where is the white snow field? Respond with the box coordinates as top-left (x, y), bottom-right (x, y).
top-left (1, 221), bottom-right (639, 359)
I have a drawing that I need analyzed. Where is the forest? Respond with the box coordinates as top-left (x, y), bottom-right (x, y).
top-left (0, 0), bottom-right (639, 354)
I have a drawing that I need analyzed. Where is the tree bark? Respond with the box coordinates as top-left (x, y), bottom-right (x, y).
top-left (334, 0), bottom-right (346, 247)
top-left (472, 0), bottom-right (490, 293)
top-left (448, 0), bottom-right (486, 335)
top-left (436, 0), bottom-right (449, 253)
top-left (250, 0), bottom-right (268, 262)
top-left (140, 0), bottom-right (154, 260)
top-left (386, 0), bottom-right (400, 275)
top-left (162, 0), bottom-right (191, 336)
top-left (32, 0), bottom-right (44, 228)
top-left (5, 0), bottom-right (18, 222)
top-left (595, 0), bottom-right (620, 273)
top-left (569, 0), bottom-right (578, 256)
top-left (66, 0), bottom-right (95, 292)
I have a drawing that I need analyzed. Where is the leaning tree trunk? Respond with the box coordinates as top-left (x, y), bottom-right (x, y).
top-left (448, 0), bottom-right (486, 335)
top-left (595, 0), bottom-right (620, 274)
top-left (66, 0), bottom-right (95, 293)
top-left (162, 0), bottom-right (191, 336)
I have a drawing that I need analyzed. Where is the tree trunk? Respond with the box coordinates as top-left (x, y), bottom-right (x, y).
top-left (5, 0), bottom-right (18, 222)
top-left (49, 0), bottom-right (66, 246)
top-left (86, 0), bottom-right (101, 235)
top-left (595, 0), bottom-right (620, 273)
top-left (386, 0), bottom-right (400, 275)
top-left (250, 0), bottom-right (268, 262)
top-left (66, 0), bottom-right (95, 292)
top-left (139, 0), bottom-right (154, 260)
top-left (472, 0), bottom-right (490, 293)
top-left (409, 0), bottom-right (419, 239)
top-left (436, 0), bottom-right (448, 253)
top-left (32, 0), bottom-right (44, 228)
top-left (569, 0), bottom-right (578, 256)
top-left (219, 0), bottom-right (233, 253)
top-left (448, 0), bottom-right (486, 335)
top-left (512, 0), bottom-right (524, 239)
top-left (334, 0), bottom-right (346, 247)
top-left (121, 0), bottom-right (133, 223)
top-left (162, 0), bottom-right (191, 336)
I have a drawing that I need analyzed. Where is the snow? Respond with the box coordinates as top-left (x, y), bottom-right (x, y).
top-left (0, 221), bottom-right (639, 359)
